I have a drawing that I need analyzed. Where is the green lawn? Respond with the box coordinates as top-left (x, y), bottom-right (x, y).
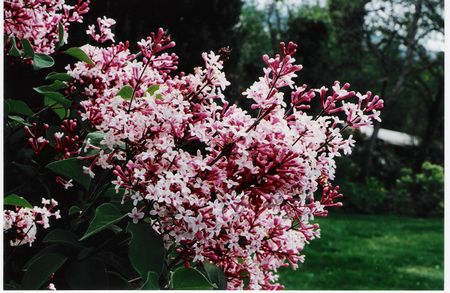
top-left (278, 214), bottom-right (444, 290)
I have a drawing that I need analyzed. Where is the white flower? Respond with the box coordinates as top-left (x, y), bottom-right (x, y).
top-left (131, 191), bottom-right (143, 206)
top-left (54, 132), bottom-right (64, 139)
top-left (62, 179), bottom-right (73, 190)
top-left (128, 207), bottom-right (145, 224)
top-left (82, 166), bottom-right (95, 179)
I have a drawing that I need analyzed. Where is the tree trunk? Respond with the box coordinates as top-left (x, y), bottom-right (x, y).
top-left (414, 77), bottom-right (444, 171)
top-left (389, 0), bottom-right (423, 98)
top-left (361, 79), bottom-right (387, 178)
top-left (361, 0), bottom-right (423, 178)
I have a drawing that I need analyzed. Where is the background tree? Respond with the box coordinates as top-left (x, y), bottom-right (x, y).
top-left (360, 0), bottom-right (443, 179)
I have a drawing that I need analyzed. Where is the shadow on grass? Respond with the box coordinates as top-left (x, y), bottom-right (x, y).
top-left (278, 214), bottom-right (444, 290)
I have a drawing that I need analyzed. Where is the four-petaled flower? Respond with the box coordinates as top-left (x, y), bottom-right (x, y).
top-left (128, 207), bottom-right (145, 224)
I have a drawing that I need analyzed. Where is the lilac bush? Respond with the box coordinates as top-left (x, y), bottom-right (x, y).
top-left (4, 1), bottom-right (383, 290)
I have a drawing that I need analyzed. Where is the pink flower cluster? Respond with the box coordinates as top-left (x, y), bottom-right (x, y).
top-left (63, 27), bottom-right (383, 289)
top-left (4, 0), bottom-right (90, 55)
top-left (4, 199), bottom-right (60, 247)
top-left (24, 119), bottom-right (82, 160)
top-left (86, 16), bottom-right (116, 44)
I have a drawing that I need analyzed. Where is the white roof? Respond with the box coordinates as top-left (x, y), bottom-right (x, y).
top-left (358, 126), bottom-right (420, 147)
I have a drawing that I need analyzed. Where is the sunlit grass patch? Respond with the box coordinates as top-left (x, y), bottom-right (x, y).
top-left (278, 214), bottom-right (444, 290)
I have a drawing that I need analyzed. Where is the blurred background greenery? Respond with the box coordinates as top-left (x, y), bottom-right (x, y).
top-left (5, 0), bottom-right (444, 289)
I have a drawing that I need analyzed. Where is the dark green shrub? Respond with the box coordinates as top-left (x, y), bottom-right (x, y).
top-left (341, 176), bottom-right (386, 213)
top-left (391, 162), bottom-right (444, 216)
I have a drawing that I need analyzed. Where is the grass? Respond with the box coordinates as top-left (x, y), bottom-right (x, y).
top-left (278, 214), bottom-right (444, 290)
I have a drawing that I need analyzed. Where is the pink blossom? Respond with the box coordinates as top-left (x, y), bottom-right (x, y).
top-left (4, 0), bottom-right (90, 56)
top-left (128, 207), bottom-right (145, 224)
top-left (4, 198), bottom-right (60, 247)
top-left (59, 28), bottom-right (384, 289)
top-left (86, 16), bottom-right (116, 43)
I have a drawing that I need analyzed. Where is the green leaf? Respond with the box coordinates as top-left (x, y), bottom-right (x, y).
top-left (4, 281), bottom-right (20, 290)
top-left (140, 271), bottom-right (160, 290)
top-left (33, 53), bottom-right (55, 70)
top-left (58, 22), bottom-right (64, 48)
top-left (8, 115), bottom-right (31, 127)
top-left (77, 247), bottom-right (95, 260)
top-left (4, 194), bottom-right (33, 208)
top-left (52, 106), bottom-right (67, 120)
top-left (81, 131), bottom-right (125, 155)
top-left (44, 96), bottom-right (67, 119)
top-left (11, 162), bottom-right (38, 177)
top-left (46, 72), bottom-right (73, 82)
top-left (8, 36), bottom-right (21, 57)
top-left (84, 131), bottom-right (105, 147)
top-left (108, 224), bottom-right (123, 234)
top-left (146, 85), bottom-right (160, 96)
top-left (21, 252), bottom-right (67, 289)
top-left (23, 245), bottom-right (60, 270)
top-left (103, 187), bottom-right (126, 200)
top-left (80, 203), bottom-right (126, 240)
top-left (43, 229), bottom-right (83, 248)
top-left (126, 223), bottom-right (166, 279)
top-left (43, 92), bottom-right (71, 108)
top-left (117, 85), bottom-right (134, 100)
top-left (170, 267), bottom-right (215, 290)
top-left (4, 100), bottom-right (10, 116)
top-left (5, 99), bottom-right (33, 116)
top-left (97, 251), bottom-right (137, 279)
top-left (66, 257), bottom-right (108, 289)
top-left (21, 39), bottom-right (34, 58)
top-left (46, 157), bottom-right (90, 189)
top-left (203, 261), bottom-right (227, 289)
top-left (107, 271), bottom-right (132, 289)
top-left (34, 81), bottom-right (67, 93)
top-left (69, 205), bottom-right (81, 216)
top-left (65, 47), bottom-right (94, 65)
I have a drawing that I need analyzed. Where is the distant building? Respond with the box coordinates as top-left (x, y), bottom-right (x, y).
top-left (358, 126), bottom-right (420, 147)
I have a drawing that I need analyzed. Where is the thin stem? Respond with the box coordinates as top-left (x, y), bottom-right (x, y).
top-left (186, 79), bottom-right (210, 102)
top-left (5, 225), bottom-right (34, 264)
top-left (127, 62), bottom-right (149, 113)
top-left (27, 102), bottom-right (58, 120)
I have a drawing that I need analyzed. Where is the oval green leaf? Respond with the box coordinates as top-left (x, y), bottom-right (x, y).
top-left (21, 252), bottom-right (67, 289)
top-left (34, 81), bottom-right (67, 93)
top-left (21, 39), bottom-right (34, 58)
top-left (80, 203), bottom-right (126, 240)
top-left (65, 47), bottom-right (94, 65)
top-left (170, 267), bottom-right (215, 290)
top-left (117, 85), bottom-right (134, 100)
top-left (126, 223), bottom-right (166, 278)
top-left (8, 115), bottom-right (31, 127)
top-left (8, 36), bottom-right (21, 57)
top-left (58, 22), bottom-right (64, 48)
top-left (33, 53), bottom-right (55, 70)
top-left (44, 92), bottom-right (71, 108)
top-left (46, 72), bottom-right (74, 82)
top-left (4, 194), bottom-right (33, 208)
top-left (46, 157), bottom-right (90, 189)
top-left (69, 205), bottom-right (82, 216)
top-left (44, 97), bottom-right (67, 119)
top-left (140, 271), bottom-right (160, 289)
top-left (203, 261), bottom-right (227, 289)
top-left (5, 99), bottom-right (33, 116)
top-left (43, 229), bottom-right (83, 248)
top-left (66, 257), bottom-right (108, 289)
top-left (146, 85), bottom-right (160, 96)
